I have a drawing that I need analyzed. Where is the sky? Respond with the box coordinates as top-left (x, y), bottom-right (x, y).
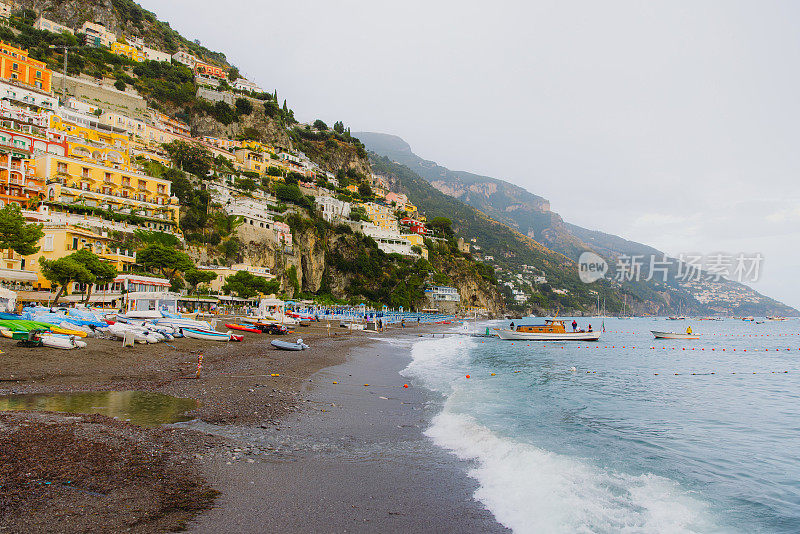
top-left (139, 0), bottom-right (800, 309)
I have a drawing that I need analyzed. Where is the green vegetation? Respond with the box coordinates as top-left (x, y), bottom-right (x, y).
top-left (39, 248), bottom-right (116, 304)
top-left (222, 270), bottom-right (279, 299)
top-left (0, 204), bottom-right (44, 256)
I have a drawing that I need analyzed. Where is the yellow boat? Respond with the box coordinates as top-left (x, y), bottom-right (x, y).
top-left (51, 326), bottom-right (88, 337)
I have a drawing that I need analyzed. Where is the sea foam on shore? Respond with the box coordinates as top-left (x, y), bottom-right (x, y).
top-left (402, 334), bottom-right (717, 534)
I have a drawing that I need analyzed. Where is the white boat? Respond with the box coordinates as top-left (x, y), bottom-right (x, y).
top-left (182, 328), bottom-right (230, 342)
top-left (153, 316), bottom-right (213, 330)
top-left (39, 333), bottom-right (87, 349)
top-left (496, 319), bottom-right (601, 341)
top-left (271, 338), bottom-right (309, 351)
top-left (651, 330), bottom-right (700, 340)
top-left (107, 322), bottom-right (160, 343)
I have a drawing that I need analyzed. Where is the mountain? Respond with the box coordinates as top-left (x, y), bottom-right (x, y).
top-left (359, 133), bottom-right (799, 317)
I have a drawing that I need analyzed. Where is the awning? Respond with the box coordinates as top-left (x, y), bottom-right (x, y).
top-left (0, 268), bottom-right (38, 282)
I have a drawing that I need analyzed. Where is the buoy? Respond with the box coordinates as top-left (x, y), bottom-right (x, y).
top-left (491, 373), bottom-right (496, 376)
top-left (466, 374), bottom-right (471, 379)
top-left (271, 373), bottom-right (280, 377)
top-left (403, 384), bottom-right (409, 388)
top-left (333, 381), bottom-right (338, 384)
top-left (364, 384), bottom-right (369, 386)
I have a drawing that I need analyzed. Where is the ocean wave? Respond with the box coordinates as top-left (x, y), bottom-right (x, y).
top-left (426, 410), bottom-right (718, 534)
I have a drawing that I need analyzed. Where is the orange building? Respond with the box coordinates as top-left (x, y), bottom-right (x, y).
top-left (0, 144), bottom-right (42, 208)
top-left (194, 61), bottom-right (227, 80)
top-left (0, 42), bottom-right (52, 92)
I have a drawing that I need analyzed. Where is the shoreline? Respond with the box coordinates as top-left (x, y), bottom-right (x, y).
top-left (188, 331), bottom-right (507, 533)
top-left (0, 321), bottom-right (506, 532)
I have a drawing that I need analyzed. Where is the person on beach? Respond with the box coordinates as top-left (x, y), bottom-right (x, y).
top-left (378, 319), bottom-right (383, 332)
top-left (572, 319), bottom-right (578, 331)
top-left (588, 324), bottom-right (593, 332)
top-left (401, 319), bottom-right (405, 328)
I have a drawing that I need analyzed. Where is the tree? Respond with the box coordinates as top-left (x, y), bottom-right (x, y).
top-left (264, 100), bottom-right (280, 118)
top-left (235, 97), bottom-right (252, 115)
top-left (333, 121), bottom-right (345, 134)
top-left (133, 229), bottom-right (181, 248)
top-left (358, 182), bottom-right (373, 198)
top-left (137, 243), bottom-right (194, 278)
top-left (222, 238), bottom-right (240, 261)
top-left (429, 217), bottom-right (455, 237)
top-left (228, 66), bottom-right (240, 81)
top-left (221, 270), bottom-right (279, 299)
top-left (39, 257), bottom-right (94, 305)
top-left (164, 141), bottom-right (213, 177)
top-left (0, 204), bottom-right (44, 256)
top-left (313, 119), bottom-right (328, 130)
top-left (69, 249), bottom-right (118, 303)
top-left (213, 101), bottom-right (237, 125)
top-left (184, 268), bottom-right (217, 294)
top-left (273, 183), bottom-right (303, 203)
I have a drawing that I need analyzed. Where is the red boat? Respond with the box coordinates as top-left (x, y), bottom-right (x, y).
top-left (229, 334), bottom-right (244, 342)
top-left (225, 323), bottom-right (262, 333)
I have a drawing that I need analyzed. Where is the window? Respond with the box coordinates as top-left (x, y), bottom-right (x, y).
top-left (11, 63), bottom-right (18, 70)
top-left (35, 71), bottom-right (41, 79)
top-left (43, 236), bottom-right (54, 251)
top-left (56, 162), bottom-right (67, 173)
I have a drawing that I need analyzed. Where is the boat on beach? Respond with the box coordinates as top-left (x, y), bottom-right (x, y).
top-left (225, 323), bottom-right (263, 333)
top-left (496, 319), bottom-right (601, 341)
top-left (182, 328), bottom-right (230, 342)
top-left (652, 330), bottom-right (700, 340)
top-left (271, 338), bottom-right (309, 351)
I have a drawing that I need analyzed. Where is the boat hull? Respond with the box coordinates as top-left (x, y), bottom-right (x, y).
top-left (651, 331), bottom-right (700, 340)
top-left (225, 323), bottom-right (262, 333)
top-left (271, 339), bottom-right (308, 351)
top-left (496, 329), bottom-right (601, 341)
top-left (182, 328), bottom-right (230, 341)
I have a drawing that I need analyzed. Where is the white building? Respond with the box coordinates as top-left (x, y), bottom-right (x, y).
top-left (512, 289), bottom-right (527, 303)
top-left (317, 195), bottom-right (351, 223)
top-left (34, 16), bottom-right (74, 34)
top-left (0, 79), bottom-right (58, 110)
top-left (143, 46), bottom-right (171, 63)
top-left (172, 51), bottom-right (197, 68)
top-left (425, 286), bottom-right (461, 302)
top-left (361, 224), bottom-right (415, 256)
top-left (233, 78), bottom-right (262, 93)
top-left (100, 111), bottom-right (147, 137)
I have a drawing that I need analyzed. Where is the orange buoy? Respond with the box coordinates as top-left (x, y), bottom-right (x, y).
top-left (403, 384), bottom-right (409, 388)
top-left (466, 374), bottom-right (471, 379)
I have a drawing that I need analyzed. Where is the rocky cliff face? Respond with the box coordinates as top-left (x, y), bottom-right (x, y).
top-left (293, 138), bottom-right (371, 176)
top-left (189, 111), bottom-right (292, 150)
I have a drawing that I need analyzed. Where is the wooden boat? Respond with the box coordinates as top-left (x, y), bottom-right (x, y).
top-left (271, 339), bottom-right (309, 351)
top-left (651, 330), bottom-right (700, 340)
top-left (225, 323), bottom-right (262, 333)
top-left (496, 319), bottom-right (601, 341)
top-left (182, 328), bottom-right (230, 342)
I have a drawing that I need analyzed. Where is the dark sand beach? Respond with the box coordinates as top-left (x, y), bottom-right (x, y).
top-left (0, 322), bottom-right (505, 532)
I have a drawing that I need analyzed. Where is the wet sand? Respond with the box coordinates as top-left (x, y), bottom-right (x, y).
top-left (0, 323), bottom-right (506, 532)
top-left (188, 333), bottom-right (507, 533)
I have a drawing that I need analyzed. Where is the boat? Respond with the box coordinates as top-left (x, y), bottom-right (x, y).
top-left (651, 330), bottom-right (700, 340)
top-left (496, 319), bottom-right (601, 341)
top-left (39, 333), bottom-right (87, 349)
top-left (271, 338), bottom-right (309, 351)
top-left (767, 316), bottom-right (788, 321)
top-left (182, 328), bottom-right (230, 341)
top-left (229, 333), bottom-right (244, 342)
top-left (225, 323), bottom-right (262, 333)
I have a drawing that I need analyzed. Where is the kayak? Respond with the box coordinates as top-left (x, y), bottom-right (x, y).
top-left (271, 339), bottom-right (309, 351)
top-left (651, 330), bottom-right (701, 340)
top-left (225, 323), bottom-right (262, 333)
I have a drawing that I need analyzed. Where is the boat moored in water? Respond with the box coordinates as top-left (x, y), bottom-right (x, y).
top-left (652, 330), bottom-right (700, 340)
top-left (496, 319), bottom-right (601, 341)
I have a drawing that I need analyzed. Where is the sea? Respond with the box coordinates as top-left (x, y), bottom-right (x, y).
top-left (402, 317), bottom-right (800, 533)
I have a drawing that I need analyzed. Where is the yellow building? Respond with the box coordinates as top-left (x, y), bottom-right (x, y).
top-left (111, 41), bottom-right (146, 62)
top-left (50, 115), bottom-right (131, 170)
top-left (34, 153), bottom-right (180, 233)
top-left (362, 202), bottom-right (398, 232)
top-left (234, 148), bottom-right (266, 175)
top-left (20, 224), bottom-right (136, 291)
top-left (403, 232), bottom-right (428, 259)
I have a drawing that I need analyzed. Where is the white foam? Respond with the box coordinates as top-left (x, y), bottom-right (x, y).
top-left (403, 335), bottom-right (719, 534)
top-left (427, 410), bottom-right (718, 534)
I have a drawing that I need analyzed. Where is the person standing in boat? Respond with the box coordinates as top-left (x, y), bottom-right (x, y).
top-left (686, 326), bottom-right (692, 335)
top-left (510, 321), bottom-right (515, 329)
top-left (588, 324), bottom-right (593, 332)
top-left (572, 319), bottom-right (578, 332)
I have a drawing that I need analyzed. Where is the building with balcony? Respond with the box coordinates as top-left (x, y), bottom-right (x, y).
top-left (142, 46), bottom-right (171, 63)
top-left (232, 78), bottom-right (262, 93)
top-left (80, 22), bottom-right (116, 48)
top-left (425, 286), bottom-right (461, 302)
top-left (0, 79), bottom-right (58, 110)
top-left (0, 145), bottom-right (40, 207)
top-left (317, 195), bottom-right (351, 223)
top-left (234, 147), bottom-right (266, 174)
top-left (50, 112), bottom-right (131, 168)
top-left (362, 201), bottom-right (398, 232)
top-left (34, 153), bottom-right (180, 234)
top-left (34, 16), bottom-right (74, 35)
top-left (150, 111), bottom-right (191, 137)
top-left (194, 61), bottom-right (227, 80)
top-left (273, 221), bottom-right (292, 246)
top-left (100, 110), bottom-right (147, 137)
top-left (110, 41), bottom-right (146, 62)
top-left (172, 51), bottom-right (197, 69)
top-left (0, 42), bottom-right (52, 92)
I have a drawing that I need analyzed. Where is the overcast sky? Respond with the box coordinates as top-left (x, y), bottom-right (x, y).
top-left (139, 0), bottom-right (800, 309)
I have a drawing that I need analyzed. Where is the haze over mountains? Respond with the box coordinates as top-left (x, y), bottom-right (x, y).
top-left (357, 132), bottom-right (798, 316)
